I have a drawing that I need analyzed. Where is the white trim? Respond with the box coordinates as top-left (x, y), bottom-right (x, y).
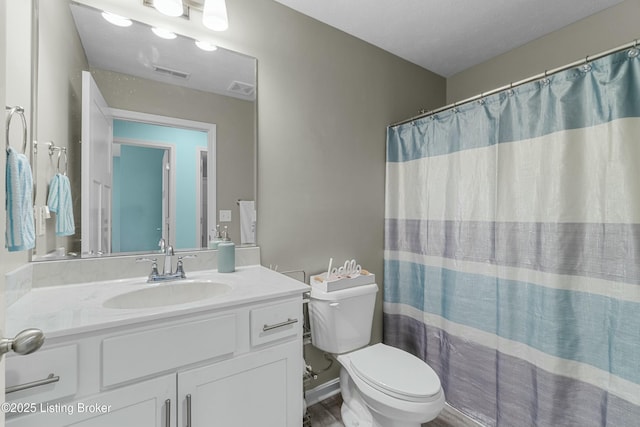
top-left (305, 378), bottom-right (341, 406)
top-left (195, 147), bottom-right (208, 248)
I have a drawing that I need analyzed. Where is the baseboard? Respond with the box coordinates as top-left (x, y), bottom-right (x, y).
top-left (304, 378), bottom-right (341, 406)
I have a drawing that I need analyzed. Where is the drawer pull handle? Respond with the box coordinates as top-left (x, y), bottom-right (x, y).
top-left (186, 394), bottom-right (192, 427)
top-left (6, 373), bottom-right (60, 394)
top-left (165, 399), bottom-right (171, 427)
top-left (263, 318), bottom-right (298, 332)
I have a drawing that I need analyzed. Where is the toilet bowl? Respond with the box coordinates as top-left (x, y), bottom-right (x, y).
top-left (309, 283), bottom-right (445, 427)
top-left (337, 343), bottom-right (445, 427)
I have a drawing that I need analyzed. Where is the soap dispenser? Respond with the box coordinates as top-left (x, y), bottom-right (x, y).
top-left (209, 225), bottom-right (223, 249)
top-left (217, 226), bottom-right (235, 273)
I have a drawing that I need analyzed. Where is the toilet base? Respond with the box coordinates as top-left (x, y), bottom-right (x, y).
top-left (340, 368), bottom-right (373, 427)
top-left (339, 367), bottom-right (437, 427)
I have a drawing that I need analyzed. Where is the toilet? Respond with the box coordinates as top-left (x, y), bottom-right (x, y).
top-left (309, 283), bottom-right (445, 427)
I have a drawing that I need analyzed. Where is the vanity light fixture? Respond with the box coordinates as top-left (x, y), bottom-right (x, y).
top-left (101, 11), bottom-right (133, 27)
top-left (202, 0), bottom-right (229, 32)
top-left (195, 40), bottom-right (218, 51)
top-left (151, 27), bottom-right (178, 39)
top-left (153, 0), bottom-right (183, 17)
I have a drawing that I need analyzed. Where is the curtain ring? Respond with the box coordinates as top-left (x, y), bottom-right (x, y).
top-left (541, 70), bottom-right (551, 86)
top-left (628, 40), bottom-right (639, 58)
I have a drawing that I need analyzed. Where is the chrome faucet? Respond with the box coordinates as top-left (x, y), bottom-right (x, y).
top-left (135, 239), bottom-right (196, 282)
top-left (158, 238), bottom-right (175, 275)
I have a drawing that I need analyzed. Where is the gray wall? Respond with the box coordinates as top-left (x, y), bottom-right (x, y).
top-left (447, 0), bottom-right (640, 103)
top-left (225, 0), bottom-right (446, 384)
top-left (36, 0), bottom-right (88, 256)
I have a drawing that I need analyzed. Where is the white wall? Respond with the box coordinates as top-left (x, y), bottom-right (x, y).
top-left (1, 0), bottom-right (8, 422)
top-left (2, 0), bottom-right (31, 279)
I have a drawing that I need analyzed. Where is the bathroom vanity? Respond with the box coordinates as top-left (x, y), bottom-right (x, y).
top-left (5, 265), bottom-right (308, 427)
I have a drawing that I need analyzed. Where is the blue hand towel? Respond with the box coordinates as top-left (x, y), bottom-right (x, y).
top-left (5, 147), bottom-right (35, 251)
top-left (47, 173), bottom-right (75, 237)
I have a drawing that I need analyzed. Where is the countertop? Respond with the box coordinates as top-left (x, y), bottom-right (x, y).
top-left (7, 265), bottom-right (309, 339)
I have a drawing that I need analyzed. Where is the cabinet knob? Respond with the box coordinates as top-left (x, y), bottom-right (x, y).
top-left (0, 328), bottom-right (45, 359)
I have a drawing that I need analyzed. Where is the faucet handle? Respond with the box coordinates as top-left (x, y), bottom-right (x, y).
top-left (175, 255), bottom-right (197, 279)
top-left (136, 257), bottom-right (159, 277)
top-left (136, 257), bottom-right (158, 264)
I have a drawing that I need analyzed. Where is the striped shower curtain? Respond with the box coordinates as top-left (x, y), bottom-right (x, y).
top-left (384, 49), bottom-right (640, 427)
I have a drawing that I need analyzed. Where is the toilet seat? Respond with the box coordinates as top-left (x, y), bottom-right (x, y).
top-left (348, 344), bottom-right (441, 402)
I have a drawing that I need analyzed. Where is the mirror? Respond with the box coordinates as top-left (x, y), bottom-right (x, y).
top-left (33, 0), bottom-right (256, 260)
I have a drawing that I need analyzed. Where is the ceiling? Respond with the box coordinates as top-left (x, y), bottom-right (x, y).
top-left (272, 0), bottom-right (624, 77)
top-left (70, 3), bottom-right (256, 101)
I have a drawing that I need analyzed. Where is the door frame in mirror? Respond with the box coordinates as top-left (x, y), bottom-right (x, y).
top-left (90, 108), bottom-right (216, 256)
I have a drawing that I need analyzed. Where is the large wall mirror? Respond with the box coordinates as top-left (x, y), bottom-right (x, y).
top-left (32, 0), bottom-right (257, 260)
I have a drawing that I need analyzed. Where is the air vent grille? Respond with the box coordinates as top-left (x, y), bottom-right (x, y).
top-left (228, 80), bottom-right (255, 96)
top-left (153, 65), bottom-right (191, 80)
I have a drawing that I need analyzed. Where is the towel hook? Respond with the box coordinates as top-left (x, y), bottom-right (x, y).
top-left (5, 106), bottom-right (28, 153)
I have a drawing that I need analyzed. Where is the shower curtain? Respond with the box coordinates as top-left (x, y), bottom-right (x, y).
top-left (384, 49), bottom-right (640, 427)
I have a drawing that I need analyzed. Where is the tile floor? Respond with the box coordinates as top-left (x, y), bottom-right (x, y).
top-left (306, 394), bottom-right (483, 427)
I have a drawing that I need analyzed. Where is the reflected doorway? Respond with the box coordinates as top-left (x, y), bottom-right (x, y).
top-left (112, 143), bottom-right (171, 252)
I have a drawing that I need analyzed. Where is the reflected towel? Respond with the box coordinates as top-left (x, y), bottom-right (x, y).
top-left (239, 200), bottom-right (256, 244)
top-left (5, 147), bottom-right (35, 251)
top-left (47, 173), bottom-right (75, 236)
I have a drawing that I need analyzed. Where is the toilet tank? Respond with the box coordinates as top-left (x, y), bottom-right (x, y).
top-left (309, 283), bottom-right (378, 354)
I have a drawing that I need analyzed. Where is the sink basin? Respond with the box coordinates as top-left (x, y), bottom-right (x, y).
top-left (103, 280), bottom-right (232, 309)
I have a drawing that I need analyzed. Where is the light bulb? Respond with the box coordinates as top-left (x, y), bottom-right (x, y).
top-left (202, 0), bottom-right (229, 32)
top-left (101, 11), bottom-right (132, 27)
top-left (151, 27), bottom-right (177, 40)
top-left (195, 40), bottom-right (218, 52)
top-left (154, 0), bottom-right (183, 17)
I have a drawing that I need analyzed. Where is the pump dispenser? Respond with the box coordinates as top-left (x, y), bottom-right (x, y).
top-left (209, 225), bottom-right (222, 249)
top-left (217, 226), bottom-right (235, 273)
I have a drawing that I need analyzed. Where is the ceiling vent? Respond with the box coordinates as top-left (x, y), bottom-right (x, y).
top-left (228, 80), bottom-right (255, 96)
top-left (152, 65), bottom-right (191, 79)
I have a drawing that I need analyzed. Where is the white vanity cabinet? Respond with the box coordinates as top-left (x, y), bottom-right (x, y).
top-left (5, 373), bottom-right (175, 427)
top-left (5, 296), bottom-right (303, 427)
top-left (179, 340), bottom-right (301, 426)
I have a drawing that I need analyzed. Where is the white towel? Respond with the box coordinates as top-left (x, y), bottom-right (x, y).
top-left (239, 200), bottom-right (256, 244)
top-left (48, 173), bottom-right (75, 236)
top-left (5, 147), bottom-right (35, 251)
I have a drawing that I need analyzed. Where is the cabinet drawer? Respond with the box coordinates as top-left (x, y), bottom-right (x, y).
top-left (250, 300), bottom-right (301, 346)
top-left (102, 314), bottom-right (236, 387)
top-left (6, 344), bottom-right (78, 406)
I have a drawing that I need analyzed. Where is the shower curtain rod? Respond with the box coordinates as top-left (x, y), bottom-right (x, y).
top-left (390, 37), bottom-right (640, 128)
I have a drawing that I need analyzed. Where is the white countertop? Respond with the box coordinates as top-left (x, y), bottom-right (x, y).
top-left (7, 265), bottom-right (309, 339)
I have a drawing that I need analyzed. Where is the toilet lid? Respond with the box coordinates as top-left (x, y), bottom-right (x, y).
top-left (349, 344), bottom-right (441, 402)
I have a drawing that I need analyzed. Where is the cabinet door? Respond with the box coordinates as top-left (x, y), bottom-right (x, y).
top-left (179, 340), bottom-right (302, 427)
top-left (6, 374), bottom-right (175, 427)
